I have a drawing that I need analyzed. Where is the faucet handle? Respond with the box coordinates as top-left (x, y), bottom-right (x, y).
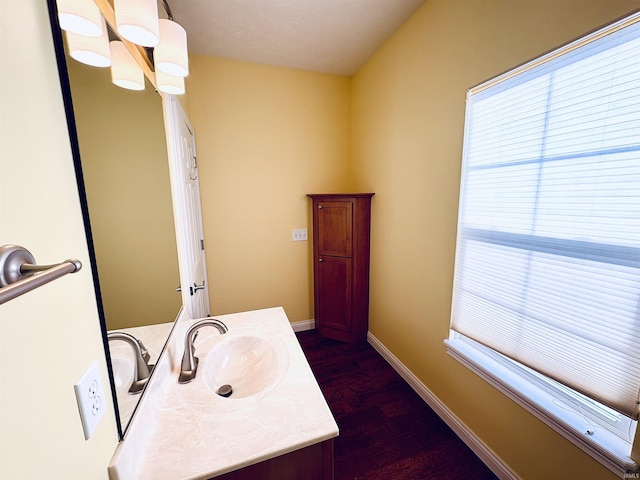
top-left (137, 338), bottom-right (151, 363)
top-left (190, 330), bottom-right (200, 356)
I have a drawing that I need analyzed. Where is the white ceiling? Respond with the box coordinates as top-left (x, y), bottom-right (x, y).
top-left (168, 0), bottom-right (426, 76)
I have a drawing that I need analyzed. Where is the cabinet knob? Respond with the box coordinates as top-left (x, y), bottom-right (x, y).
top-left (318, 205), bottom-right (323, 209)
top-left (319, 258), bottom-right (323, 262)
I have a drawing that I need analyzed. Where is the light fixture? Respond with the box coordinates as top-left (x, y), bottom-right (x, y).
top-left (65, 16), bottom-right (111, 67)
top-left (56, 0), bottom-right (103, 37)
top-left (110, 41), bottom-right (145, 91)
top-left (57, 0), bottom-right (189, 94)
top-left (155, 69), bottom-right (185, 95)
top-left (114, 0), bottom-right (160, 48)
top-left (154, 19), bottom-right (189, 77)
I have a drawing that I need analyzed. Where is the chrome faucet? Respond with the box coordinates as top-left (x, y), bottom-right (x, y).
top-left (107, 332), bottom-right (153, 394)
top-left (179, 318), bottom-right (228, 384)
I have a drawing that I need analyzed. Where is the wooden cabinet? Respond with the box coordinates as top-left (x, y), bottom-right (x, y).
top-left (307, 193), bottom-right (374, 343)
top-left (213, 439), bottom-right (333, 480)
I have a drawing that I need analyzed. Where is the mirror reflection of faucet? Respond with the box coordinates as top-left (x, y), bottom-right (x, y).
top-left (107, 332), bottom-right (154, 394)
top-left (179, 318), bottom-right (228, 384)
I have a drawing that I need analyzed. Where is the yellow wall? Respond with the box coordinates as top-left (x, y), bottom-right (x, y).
top-left (67, 61), bottom-right (181, 331)
top-left (350, 1), bottom-right (640, 479)
top-left (7, 1), bottom-right (633, 478)
top-left (187, 56), bottom-right (351, 322)
top-left (0, 1), bottom-right (117, 478)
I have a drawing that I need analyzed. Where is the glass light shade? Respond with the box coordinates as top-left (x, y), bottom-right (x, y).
top-left (156, 69), bottom-right (185, 95)
top-left (154, 19), bottom-right (189, 77)
top-left (114, 0), bottom-right (160, 47)
top-left (57, 0), bottom-right (103, 37)
top-left (110, 41), bottom-right (145, 91)
top-left (66, 17), bottom-right (111, 67)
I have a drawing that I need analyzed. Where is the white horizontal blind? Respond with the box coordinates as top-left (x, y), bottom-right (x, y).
top-left (451, 12), bottom-right (640, 419)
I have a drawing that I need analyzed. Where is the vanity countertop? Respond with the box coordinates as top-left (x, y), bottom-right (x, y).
top-left (123, 307), bottom-right (338, 480)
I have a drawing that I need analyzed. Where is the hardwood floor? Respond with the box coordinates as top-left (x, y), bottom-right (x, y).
top-left (296, 330), bottom-right (499, 480)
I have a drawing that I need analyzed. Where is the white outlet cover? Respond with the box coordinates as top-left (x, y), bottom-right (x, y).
top-left (74, 361), bottom-right (106, 440)
top-left (292, 228), bottom-right (308, 241)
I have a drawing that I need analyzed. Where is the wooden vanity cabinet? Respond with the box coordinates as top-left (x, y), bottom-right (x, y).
top-left (307, 193), bottom-right (374, 343)
top-left (213, 439), bottom-right (333, 480)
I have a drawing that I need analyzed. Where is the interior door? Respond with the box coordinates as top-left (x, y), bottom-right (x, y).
top-left (162, 95), bottom-right (210, 318)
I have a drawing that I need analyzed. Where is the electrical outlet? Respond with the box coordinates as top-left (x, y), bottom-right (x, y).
top-left (74, 361), bottom-right (106, 440)
top-left (292, 228), bottom-right (308, 241)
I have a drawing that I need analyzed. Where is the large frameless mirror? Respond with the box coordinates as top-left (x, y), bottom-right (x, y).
top-left (47, 1), bottom-right (182, 438)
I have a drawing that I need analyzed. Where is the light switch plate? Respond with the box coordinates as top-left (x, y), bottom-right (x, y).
top-left (74, 361), bottom-right (106, 440)
top-left (292, 228), bottom-right (308, 241)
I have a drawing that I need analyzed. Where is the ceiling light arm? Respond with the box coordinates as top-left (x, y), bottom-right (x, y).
top-left (160, 0), bottom-right (174, 21)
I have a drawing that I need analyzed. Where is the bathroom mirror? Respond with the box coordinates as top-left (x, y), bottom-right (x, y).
top-left (65, 59), bottom-right (181, 333)
top-left (48, 3), bottom-right (182, 439)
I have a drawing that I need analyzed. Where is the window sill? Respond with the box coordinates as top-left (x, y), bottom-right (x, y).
top-left (444, 338), bottom-right (639, 477)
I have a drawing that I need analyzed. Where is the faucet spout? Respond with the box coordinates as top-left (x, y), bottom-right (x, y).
top-left (179, 318), bottom-right (228, 384)
top-left (107, 332), bottom-right (153, 394)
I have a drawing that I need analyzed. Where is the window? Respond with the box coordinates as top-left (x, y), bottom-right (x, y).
top-left (446, 11), bottom-right (640, 476)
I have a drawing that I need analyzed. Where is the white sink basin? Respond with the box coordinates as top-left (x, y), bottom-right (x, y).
top-left (203, 334), bottom-right (287, 399)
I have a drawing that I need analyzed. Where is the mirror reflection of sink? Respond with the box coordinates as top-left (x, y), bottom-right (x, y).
top-left (111, 353), bottom-right (135, 390)
top-left (203, 334), bottom-right (288, 399)
top-left (109, 351), bottom-right (139, 423)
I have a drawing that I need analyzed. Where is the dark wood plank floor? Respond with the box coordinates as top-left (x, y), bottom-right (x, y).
top-left (296, 330), bottom-right (499, 480)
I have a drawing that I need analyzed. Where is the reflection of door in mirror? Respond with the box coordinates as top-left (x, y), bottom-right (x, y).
top-left (65, 58), bottom-right (181, 434)
top-left (163, 96), bottom-right (211, 318)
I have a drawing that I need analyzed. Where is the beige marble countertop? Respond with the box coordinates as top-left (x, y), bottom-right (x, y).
top-left (119, 307), bottom-right (338, 480)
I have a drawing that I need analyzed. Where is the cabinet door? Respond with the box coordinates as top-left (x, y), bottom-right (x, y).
top-left (317, 201), bottom-right (353, 257)
top-left (317, 256), bottom-right (352, 333)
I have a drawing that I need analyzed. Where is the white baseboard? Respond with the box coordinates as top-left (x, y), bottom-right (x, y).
top-left (367, 332), bottom-right (519, 480)
top-left (291, 319), bottom-right (315, 332)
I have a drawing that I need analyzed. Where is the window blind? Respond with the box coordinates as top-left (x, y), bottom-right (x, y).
top-left (450, 12), bottom-right (640, 420)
